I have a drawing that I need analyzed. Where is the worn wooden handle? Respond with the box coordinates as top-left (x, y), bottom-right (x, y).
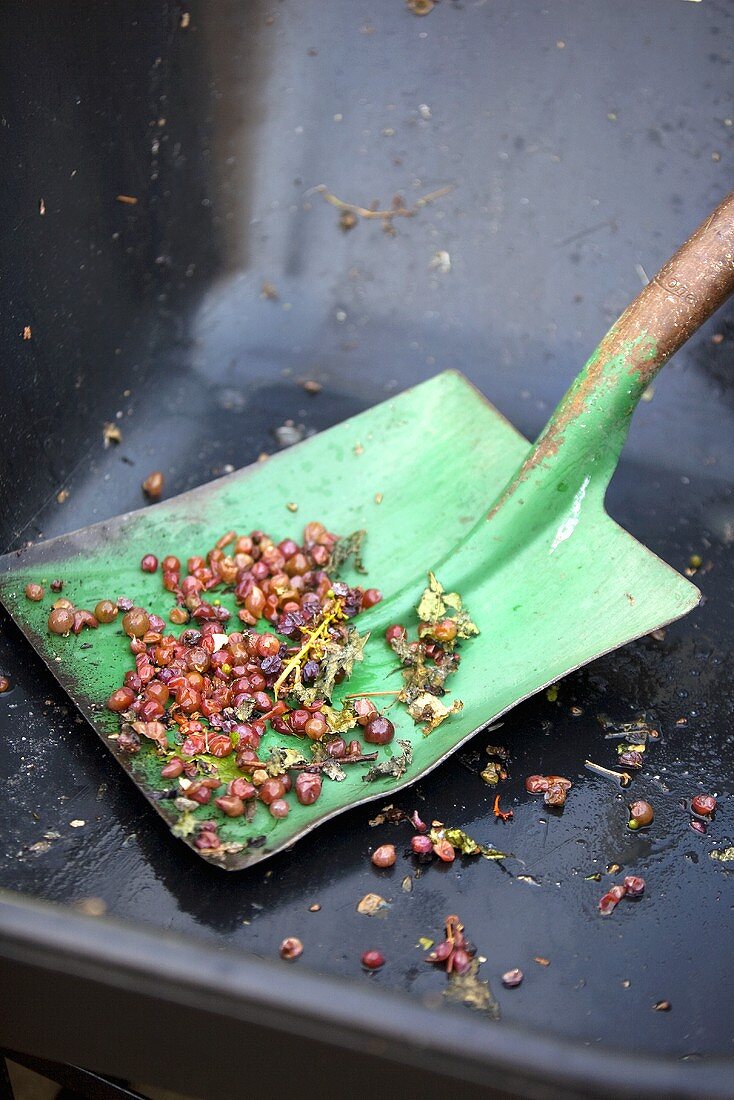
top-left (601, 190), bottom-right (734, 385)
top-left (489, 193), bottom-right (734, 518)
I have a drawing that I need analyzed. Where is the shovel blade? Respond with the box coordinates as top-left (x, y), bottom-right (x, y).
top-left (0, 372), bottom-right (699, 867)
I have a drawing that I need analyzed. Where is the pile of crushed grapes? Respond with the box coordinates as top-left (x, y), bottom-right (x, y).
top-left (37, 521), bottom-right (477, 858)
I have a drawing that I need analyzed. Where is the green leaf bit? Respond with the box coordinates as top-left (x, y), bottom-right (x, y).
top-left (321, 701), bottom-right (360, 733)
top-left (417, 571), bottom-right (479, 640)
top-left (429, 824), bottom-right (506, 860)
top-left (710, 848), bottom-right (734, 863)
top-left (171, 811), bottom-right (198, 839)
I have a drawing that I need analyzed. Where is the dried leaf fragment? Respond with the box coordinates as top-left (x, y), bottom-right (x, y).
top-left (357, 893), bottom-right (389, 915)
top-left (416, 572), bottom-right (479, 639)
top-left (310, 626), bottom-right (369, 701)
top-left (363, 739), bottom-right (413, 783)
top-left (368, 804), bottom-right (407, 827)
top-left (263, 746), bottom-right (308, 776)
top-left (445, 959), bottom-right (500, 1018)
top-left (599, 714), bottom-right (659, 741)
top-left (305, 743), bottom-right (347, 782)
top-left (407, 691), bottom-right (463, 734)
top-left (416, 571), bottom-right (447, 623)
top-left (327, 529), bottom-right (367, 575)
top-left (27, 841), bottom-right (51, 855)
top-left (322, 701), bottom-right (360, 734)
top-left (485, 743), bottom-right (509, 761)
top-left (481, 761), bottom-right (504, 786)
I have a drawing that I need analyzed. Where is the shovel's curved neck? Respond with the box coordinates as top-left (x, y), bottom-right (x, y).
top-left (489, 191), bottom-right (734, 520)
top-left (489, 326), bottom-right (658, 515)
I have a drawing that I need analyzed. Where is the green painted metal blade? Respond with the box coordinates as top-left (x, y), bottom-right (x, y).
top-left (0, 371), bottom-right (699, 869)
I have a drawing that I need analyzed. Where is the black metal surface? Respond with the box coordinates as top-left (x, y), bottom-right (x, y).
top-left (0, 1059), bottom-right (13, 1100)
top-left (3, 892), bottom-right (734, 1100)
top-left (4, 1050), bottom-right (148, 1100)
top-left (1, 0), bottom-right (733, 1096)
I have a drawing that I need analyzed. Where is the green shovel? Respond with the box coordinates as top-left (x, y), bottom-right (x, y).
top-left (1, 191), bottom-right (732, 868)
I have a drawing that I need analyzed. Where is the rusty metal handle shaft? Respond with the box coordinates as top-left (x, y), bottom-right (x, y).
top-left (600, 190), bottom-right (734, 387)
